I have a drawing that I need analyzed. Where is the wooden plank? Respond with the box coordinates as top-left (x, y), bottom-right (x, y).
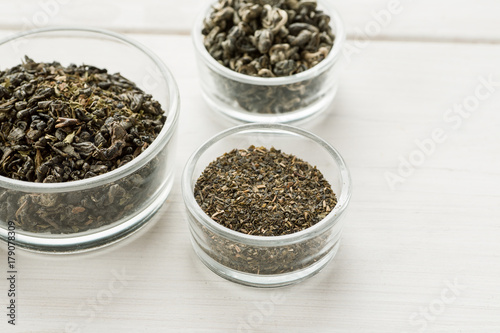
top-left (0, 0), bottom-right (499, 42)
top-left (0, 32), bottom-right (499, 332)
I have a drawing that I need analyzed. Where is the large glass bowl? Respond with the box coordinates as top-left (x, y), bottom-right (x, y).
top-left (0, 27), bottom-right (180, 253)
top-left (192, 0), bottom-right (346, 124)
top-left (182, 124), bottom-right (351, 287)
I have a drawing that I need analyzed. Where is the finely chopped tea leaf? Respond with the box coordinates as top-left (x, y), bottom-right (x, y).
top-left (194, 146), bottom-right (337, 236)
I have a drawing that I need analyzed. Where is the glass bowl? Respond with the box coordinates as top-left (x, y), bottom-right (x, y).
top-left (181, 124), bottom-right (351, 287)
top-left (0, 27), bottom-right (180, 253)
top-left (192, 0), bottom-right (345, 124)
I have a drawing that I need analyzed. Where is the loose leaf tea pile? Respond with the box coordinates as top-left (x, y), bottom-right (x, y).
top-left (194, 146), bottom-right (337, 236)
top-left (201, 0), bottom-right (337, 114)
top-left (0, 57), bottom-right (165, 182)
top-left (203, 0), bottom-right (335, 77)
top-left (0, 57), bottom-right (167, 234)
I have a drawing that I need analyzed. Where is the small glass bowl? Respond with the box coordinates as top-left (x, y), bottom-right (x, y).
top-left (192, 0), bottom-right (345, 124)
top-left (0, 27), bottom-right (180, 253)
top-left (182, 124), bottom-right (351, 287)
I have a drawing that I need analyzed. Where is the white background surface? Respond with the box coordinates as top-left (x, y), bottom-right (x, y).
top-left (1, 0), bottom-right (500, 332)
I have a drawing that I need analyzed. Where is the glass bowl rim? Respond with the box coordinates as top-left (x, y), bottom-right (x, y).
top-left (181, 123), bottom-right (352, 246)
top-left (191, 0), bottom-right (346, 86)
top-left (0, 26), bottom-right (180, 193)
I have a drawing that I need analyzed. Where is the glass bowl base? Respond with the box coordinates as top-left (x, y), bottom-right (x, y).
top-left (0, 175), bottom-right (174, 254)
top-left (201, 85), bottom-right (338, 125)
top-left (191, 236), bottom-right (341, 288)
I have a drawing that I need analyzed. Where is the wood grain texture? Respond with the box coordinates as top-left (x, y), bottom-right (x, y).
top-left (0, 0), bottom-right (500, 42)
top-left (0, 0), bottom-right (500, 326)
top-left (0, 8), bottom-right (499, 333)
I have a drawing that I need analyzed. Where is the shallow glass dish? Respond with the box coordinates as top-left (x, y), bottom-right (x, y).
top-left (182, 124), bottom-right (351, 287)
top-left (0, 27), bottom-right (180, 253)
top-left (192, 0), bottom-right (345, 124)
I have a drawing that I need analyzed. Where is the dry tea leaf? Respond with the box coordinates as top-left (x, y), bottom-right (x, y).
top-left (193, 145), bottom-right (339, 275)
top-left (0, 57), bottom-right (167, 234)
top-left (202, 0), bottom-right (336, 114)
top-left (194, 145), bottom-right (337, 236)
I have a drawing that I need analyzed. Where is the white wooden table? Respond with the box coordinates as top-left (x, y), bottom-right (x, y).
top-left (1, 1), bottom-right (499, 332)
